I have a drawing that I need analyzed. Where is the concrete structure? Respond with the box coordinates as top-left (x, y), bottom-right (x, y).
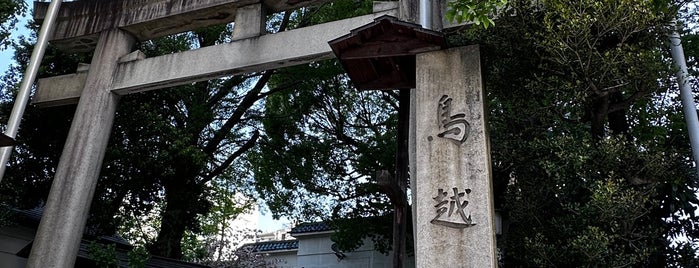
top-left (32, 64), bottom-right (88, 107)
top-left (411, 45), bottom-right (497, 267)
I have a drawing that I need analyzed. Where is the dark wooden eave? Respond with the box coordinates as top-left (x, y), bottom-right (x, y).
top-left (328, 15), bottom-right (446, 90)
top-left (0, 134), bottom-right (16, 147)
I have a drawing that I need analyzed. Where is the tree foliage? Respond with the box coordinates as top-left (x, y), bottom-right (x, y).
top-left (450, 0), bottom-right (699, 266)
top-left (248, 0), bottom-right (402, 253)
top-left (0, 0), bottom-right (25, 49)
top-left (446, 0), bottom-right (508, 28)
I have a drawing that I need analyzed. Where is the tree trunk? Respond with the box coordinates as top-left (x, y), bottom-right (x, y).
top-left (589, 94), bottom-right (609, 139)
top-left (151, 195), bottom-right (187, 259)
top-left (151, 156), bottom-right (206, 259)
top-left (151, 182), bottom-right (198, 259)
top-left (587, 91), bottom-right (630, 140)
top-left (608, 91), bottom-right (629, 137)
top-left (378, 89), bottom-right (410, 268)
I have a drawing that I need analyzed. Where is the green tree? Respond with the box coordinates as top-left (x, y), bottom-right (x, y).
top-left (0, 29), bottom-right (91, 211)
top-left (451, 0), bottom-right (699, 266)
top-left (248, 0), bottom-right (402, 257)
top-left (98, 26), bottom-right (276, 259)
top-left (0, 0), bottom-right (25, 49)
top-left (446, 0), bottom-right (508, 27)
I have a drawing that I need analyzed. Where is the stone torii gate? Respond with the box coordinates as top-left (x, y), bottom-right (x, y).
top-left (26, 0), bottom-right (497, 267)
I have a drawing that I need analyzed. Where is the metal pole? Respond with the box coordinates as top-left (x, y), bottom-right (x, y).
top-left (0, 0), bottom-right (62, 182)
top-left (669, 22), bottom-right (699, 168)
top-left (420, 0), bottom-right (431, 29)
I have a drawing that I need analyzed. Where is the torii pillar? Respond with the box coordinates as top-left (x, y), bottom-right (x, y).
top-left (27, 28), bottom-right (135, 268)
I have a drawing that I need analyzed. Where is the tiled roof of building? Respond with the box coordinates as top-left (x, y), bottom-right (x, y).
top-left (289, 222), bottom-right (332, 234)
top-left (244, 240), bottom-right (299, 252)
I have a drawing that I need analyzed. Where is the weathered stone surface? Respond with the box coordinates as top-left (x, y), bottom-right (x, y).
top-left (399, 0), bottom-right (418, 23)
top-left (232, 3), bottom-right (266, 40)
top-left (33, 0), bottom-right (242, 51)
top-left (412, 45), bottom-right (497, 268)
top-left (32, 8), bottom-right (398, 105)
top-left (32, 72), bottom-right (86, 107)
top-left (112, 10), bottom-right (396, 94)
top-left (373, 1), bottom-right (399, 12)
top-left (26, 29), bottom-right (135, 268)
top-left (33, 0), bottom-right (335, 52)
top-left (261, 0), bottom-right (331, 12)
top-left (118, 50), bottom-right (147, 63)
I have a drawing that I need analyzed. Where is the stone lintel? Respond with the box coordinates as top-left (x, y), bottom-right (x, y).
top-left (118, 50), bottom-right (147, 63)
top-left (33, 0), bottom-right (333, 52)
top-left (33, 0), bottom-right (256, 51)
top-left (33, 9), bottom-right (398, 106)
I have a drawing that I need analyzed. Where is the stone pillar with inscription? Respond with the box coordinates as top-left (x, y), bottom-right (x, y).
top-left (412, 45), bottom-right (497, 267)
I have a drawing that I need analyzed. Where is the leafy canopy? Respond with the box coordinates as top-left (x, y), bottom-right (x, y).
top-left (0, 0), bottom-right (25, 49)
top-left (446, 0), bottom-right (508, 28)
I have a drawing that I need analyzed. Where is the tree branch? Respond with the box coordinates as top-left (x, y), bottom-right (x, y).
top-left (203, 130), bottom-right (260, 182)
top-left (203, 11), bottom-right (294, 155)
top-left (203, 71), bottom-right (273, 155)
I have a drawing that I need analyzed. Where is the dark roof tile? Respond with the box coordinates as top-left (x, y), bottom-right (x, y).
top-left (243, 240), bottom-right (298, 252)
top-left (289, 222), bottom-right (332, 234)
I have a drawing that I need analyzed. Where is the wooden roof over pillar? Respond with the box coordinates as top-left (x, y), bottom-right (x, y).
top-left (328, 15), bottom-right (446, 90)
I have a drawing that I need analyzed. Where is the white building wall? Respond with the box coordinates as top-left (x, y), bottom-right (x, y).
top-left (290, 233), bottom-right (414, 268)
top-left (262, 250), bottom-right (298, 268)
